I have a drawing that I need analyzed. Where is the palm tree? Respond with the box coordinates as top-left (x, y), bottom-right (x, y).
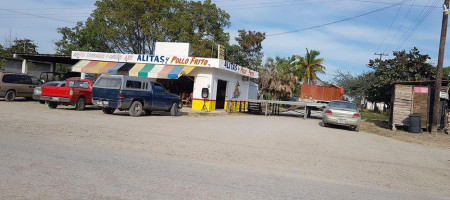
top-left (258, 70), bottom-right (298, 100)
top-left (295, 49), bottom-right (325, 85)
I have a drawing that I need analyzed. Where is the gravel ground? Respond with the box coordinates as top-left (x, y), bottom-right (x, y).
top-left (0, 100), bottom-right (449, 199)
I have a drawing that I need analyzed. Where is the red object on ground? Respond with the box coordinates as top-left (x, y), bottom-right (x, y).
top-left (41, 78), bottom-right (93, 105)
top-left (300, 84), bottom-right (344, 101)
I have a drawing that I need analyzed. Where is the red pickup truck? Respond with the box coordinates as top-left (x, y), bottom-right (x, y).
top-left (41, 78), bottom-right (93, 111)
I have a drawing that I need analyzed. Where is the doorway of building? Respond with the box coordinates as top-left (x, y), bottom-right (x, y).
top-left (157, 76), bottom-right (194, 107)
top-left (216, 80), bottom-right (227, 109)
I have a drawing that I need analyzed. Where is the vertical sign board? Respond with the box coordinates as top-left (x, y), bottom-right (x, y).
top-left (217, 44), bottom-right (225, 60)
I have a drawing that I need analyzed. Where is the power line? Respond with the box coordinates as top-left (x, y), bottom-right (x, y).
top-left (218, 0), bottom-right (310, 7)
top-left (214, 0), bottom-right (440, 9)
top-left (394, 0), bottom-right (439, 51)
top-left (266, 3), bottom-right (400, 37)
top-left (375, 0), bottom-right (407, 53)
top-left (0, 8), bottom-right (77, 23)
top-left (224, 0), bottom-right (342, 10)
top-left (394, 0), bottom-right (435, 50)
top-left (0, 7), bottom-right (94, 10)
top-left (0, 13), bottom-right (91, 16)
top-left (383, 0), bottom-right (416, 52)
top-left (0, 16), bottom-right (89, 19)
top-left (349, 0), bottom-right (439, 8)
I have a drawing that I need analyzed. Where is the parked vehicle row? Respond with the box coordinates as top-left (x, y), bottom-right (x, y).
top-left (1, 72), bottom-right (360, 130)
top-left (1, 72), bottom-right (182, 117)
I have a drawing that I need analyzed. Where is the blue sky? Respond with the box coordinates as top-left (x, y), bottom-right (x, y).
top-left (0, 0), bottom-right (446, 81)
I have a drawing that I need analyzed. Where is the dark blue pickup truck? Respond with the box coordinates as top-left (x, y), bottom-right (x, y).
top-left (92, 75), bottom-right (182, 117)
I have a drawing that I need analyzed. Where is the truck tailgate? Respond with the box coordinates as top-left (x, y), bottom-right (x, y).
top-left (41, 86), bottom-right (72, 98)
top-left (92, 87), bottom-right (120, 100)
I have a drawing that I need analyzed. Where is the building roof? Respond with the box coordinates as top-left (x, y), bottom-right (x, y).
top-left (392, 80), bottom-right (450, 86)
top-left (13, 53), bottom-right (79, 64)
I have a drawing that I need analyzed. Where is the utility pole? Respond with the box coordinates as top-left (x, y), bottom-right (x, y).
top-left (432, 0), bottom-right (449, 133)
top-left (374, 52), bottom-right (388, 60)
top-left (22, 40), bottom-right (33, 54)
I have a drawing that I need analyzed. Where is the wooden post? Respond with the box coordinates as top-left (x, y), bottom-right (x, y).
top-left (432, 0), bottom-right (449, 133)
top-left (304, 106), bottom-right (307, 120)
top-left (265, 102), bottom-right (268, 116)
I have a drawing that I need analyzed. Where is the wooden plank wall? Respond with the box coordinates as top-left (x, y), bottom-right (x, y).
top-left (393, 85), bottom-right (413, 126)
top-left (412, 87), bottom-right (429, 128)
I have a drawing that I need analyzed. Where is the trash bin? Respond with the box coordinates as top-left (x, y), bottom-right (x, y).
top-left (408, 114), bottom-right (422, 133)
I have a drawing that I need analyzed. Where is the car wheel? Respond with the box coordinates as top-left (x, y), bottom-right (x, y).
top-left (354, 126), bottom-right (360, 132)
top-left (75, 97), bottom-right (86, 111)
top-left (48, 102), bottom-right (58, 109)
top-left (323, 122), bottom-right (328, 127)
top-left (144, 109), bottom-right (152, 115)
top-left (5, 90), bottom-right (16, 102)
top-left (129, 101), bottom-right (143, 117)
top-left (39, 100), bottom-right (45, 104)
top-left (102, 107), bottom-right (115, 114)
top-left (170, 102), bottom-right (179, 116)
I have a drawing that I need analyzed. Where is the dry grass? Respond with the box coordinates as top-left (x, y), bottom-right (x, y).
top-left (360, 119), bottom-right (450, 149)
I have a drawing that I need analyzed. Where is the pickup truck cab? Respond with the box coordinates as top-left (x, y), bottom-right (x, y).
top-left (92, 74), bottom-right (182, 117)
top-left (41, 78), bottom-right (93, 110)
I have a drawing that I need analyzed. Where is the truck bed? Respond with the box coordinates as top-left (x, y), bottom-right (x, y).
top-left (41, 86), bottom-right (72, 98)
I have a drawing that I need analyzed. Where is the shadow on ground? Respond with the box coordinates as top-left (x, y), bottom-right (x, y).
top-left (365, 119), bottom-right (390, 129)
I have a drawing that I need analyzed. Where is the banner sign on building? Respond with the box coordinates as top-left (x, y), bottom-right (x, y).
top-left (221, 60), bottom-right (259, 79)
top-left (71, 51), bottom-right (258, 79)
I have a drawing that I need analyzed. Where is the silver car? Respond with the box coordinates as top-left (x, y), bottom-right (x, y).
top-left (322, 101), bottom-right (361, 132)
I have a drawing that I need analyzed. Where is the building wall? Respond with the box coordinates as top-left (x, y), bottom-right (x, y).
top-left (3, 60), bottom-right (22, 74)
top-left (189, 67), bottom-right (257, 111)
top-left (248, 81), bottom-right (258, 100)
top-left (3, 59), bottom-right (51, 78)
top-left (191, 68), bottom-right (215, 111)
top-left (365, 101), bottom-right (385, 111)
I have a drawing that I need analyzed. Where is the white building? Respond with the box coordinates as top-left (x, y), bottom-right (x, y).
top-left (71, 51), bottom-right (259, 111)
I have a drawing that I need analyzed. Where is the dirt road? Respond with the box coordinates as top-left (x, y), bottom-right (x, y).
top-left (0, 100), bottom-right (449, 199)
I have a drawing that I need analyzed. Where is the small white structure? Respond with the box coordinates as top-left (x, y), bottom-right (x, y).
top-left (154, 42), bottom-right (190, 57)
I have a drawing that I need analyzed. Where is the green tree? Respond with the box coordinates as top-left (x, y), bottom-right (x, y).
top-left (0, 44), bottom-right (6, 70)
top-left (366, 47), bottom-right (435, 106)
top-left (294, 49), bottom-right (325, 85)
top-left (258, 56), bottom-right (304, 99)
top-left (443, 66), bottom-right (450, 79)
top-left (0, 39), bottom-right (39, 70)
top-left (262, 56), bottom-right (304, 77)
top-left (226, 30), bottom-right (265, 70)
top-left (333, 70), bottom-right (368, 102)
top-left (55, 20), bottom-right (112, 55)
top-left (7, 39), bottom-right (38, 54)
top-left (55, 0), bottom-right (230, 57)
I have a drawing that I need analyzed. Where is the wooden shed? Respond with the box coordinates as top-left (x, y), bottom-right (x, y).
top-left (389, 80), bottom-right (449, 131)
